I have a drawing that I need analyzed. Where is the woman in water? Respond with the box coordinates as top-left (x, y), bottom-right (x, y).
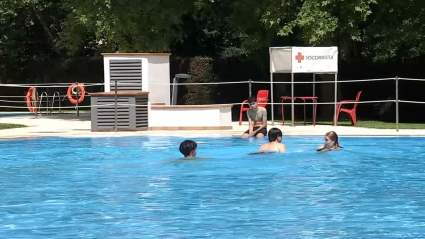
top-left (317, 131), bottom-right (342, 151)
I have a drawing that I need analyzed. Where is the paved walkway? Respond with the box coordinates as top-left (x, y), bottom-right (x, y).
top-left (0, 114), bottom-right (424, 139)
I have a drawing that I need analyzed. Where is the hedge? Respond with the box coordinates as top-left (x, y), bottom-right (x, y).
top-left (184, 56), bottom-right (216, 105)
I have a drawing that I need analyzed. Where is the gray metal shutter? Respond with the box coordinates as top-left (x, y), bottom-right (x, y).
top-left (91, 94), bottom-right (149, 132)
top-left (110, 60), bottom-right (142, 91)
top-left (135, 95), bottom-right (148, 130)
top-left (93, 97), bottom-right (131, 130)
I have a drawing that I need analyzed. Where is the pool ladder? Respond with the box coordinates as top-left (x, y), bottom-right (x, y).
top-left (37, 91), bottom-right (64, 115)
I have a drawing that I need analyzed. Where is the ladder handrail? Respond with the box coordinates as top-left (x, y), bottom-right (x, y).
top-left (38, 92), bottom-right (49, 115)
top-left (50, 91), bottom-right (62, 114)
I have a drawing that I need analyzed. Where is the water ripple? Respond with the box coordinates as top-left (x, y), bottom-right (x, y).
top-left (0, 136), bottom-right (425, 238)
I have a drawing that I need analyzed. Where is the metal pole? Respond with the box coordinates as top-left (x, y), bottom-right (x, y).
top-left (76, 82), bottom-right (79, 117)
top-left (313, 73), bottom-right (316, 118)
top-left (171, 77), bottom-right (176, 105)
top-left (34, 88), bottom-right (38, 119)
top-left (115, 80), bottom-right (118, 132)
top-left (333, 74), bottom-right (337, 126)
top-left (291, 73), bottom-right (294, 127)
top-left (249, 79), bottom-right (252, 97)
top-left (58, 94), bottom-right (61, 114)
top-left (46, 93), bottom-right (49, 115)
top-left (271, 74), bottom-right (274, 125)
top-left (35, 98), bottom-right (38, 118)
top-left (396, 76), bottom-right (399, 132)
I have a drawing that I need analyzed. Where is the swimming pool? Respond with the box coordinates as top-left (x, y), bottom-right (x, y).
top-left (0, 112), bottom-right (33, 117)
top-left (1, 136), bottom-right (425, 238)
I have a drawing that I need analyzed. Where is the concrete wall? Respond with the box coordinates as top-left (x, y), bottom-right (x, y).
top-left (147, 56), bottom-right (170, 105)
top-left (102, 54), bottom-right (170, 105)
top-left (149, 106), bottom-right (232, 128)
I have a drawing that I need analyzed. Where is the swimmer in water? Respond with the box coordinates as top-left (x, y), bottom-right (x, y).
top-left (258, 128), bottom-right (286, 153)
top-left (179, 140), bottom-right (197, 158)
top-left (317, 131), bottom-right (342, 151)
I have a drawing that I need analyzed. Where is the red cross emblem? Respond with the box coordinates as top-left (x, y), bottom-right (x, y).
top-left (295, 52), bottom-right (304, 63)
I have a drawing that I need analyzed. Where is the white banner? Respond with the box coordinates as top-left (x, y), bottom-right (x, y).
top-left (270, 48), bottom-right (292, 73)
top-left (291, 47), bottom-right (338, 73)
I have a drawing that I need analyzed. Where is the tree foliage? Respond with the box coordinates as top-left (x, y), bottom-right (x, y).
top-left (363, 0), bottom-right (425, 61)
top-left (59, 0), bottom-right (195, 54)
top-left (185, 56), bottom-right (215, 105)
top-left (1, 0), bottom-right (425, 80)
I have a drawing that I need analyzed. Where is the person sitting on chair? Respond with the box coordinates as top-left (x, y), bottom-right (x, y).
top-left (258, 128), bottom-right (286, 153)
top-left (241, 96), bottom-right (267, 138)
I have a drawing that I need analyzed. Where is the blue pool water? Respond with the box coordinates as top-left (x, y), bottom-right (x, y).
top-left (0, 113), bottom-right (33, 117)
top-left (1, 136), bottom-right (425, 238)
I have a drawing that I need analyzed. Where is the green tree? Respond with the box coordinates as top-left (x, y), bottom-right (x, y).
top-left (185, 56), bottom-right (216, 105)
top-left (0, 0), bottom-right (67, 84)
top-left (59, 0), bottom-right (196, 54)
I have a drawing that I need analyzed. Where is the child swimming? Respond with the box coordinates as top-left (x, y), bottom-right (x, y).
top-left (179, 140), bottom-right (198, 158)
top-left (258, 128), bottom-right (286, 153)
top-left (317, 131), bottom-right (342, 152)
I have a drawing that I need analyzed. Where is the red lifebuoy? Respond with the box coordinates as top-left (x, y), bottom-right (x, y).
top-left (67, 83), bottom-right (85, 104)
top-left (26, 87), bottom-right (39, 112)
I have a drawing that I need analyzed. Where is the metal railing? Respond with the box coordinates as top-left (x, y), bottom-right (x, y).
top-left (0, 77), bottom-right (424, 132)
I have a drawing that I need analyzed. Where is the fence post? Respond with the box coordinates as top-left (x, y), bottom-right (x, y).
top-left (115, 80), bottom-right (118, 132)
top-left (34, 87), bottom-right (38, 119)
top-left (58, 94), bottom-right (61, 114)
top-left (76, 82), bottom-right (79, 117)
top-left (333, 74), bottom-right (338, 126)
top-left (249, 79), bottom-right (252, 97)
top-left (396, 76), bottom-right (399, 132)
top-left (312, 74), bottom-right (315, 118)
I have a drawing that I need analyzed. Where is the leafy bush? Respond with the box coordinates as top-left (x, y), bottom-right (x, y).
top-left (374, 97), bottom-right (395, 121)
top-left (184, 57), bottom-right (216, 105)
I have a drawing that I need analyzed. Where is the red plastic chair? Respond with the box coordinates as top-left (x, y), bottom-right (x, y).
top-left (333, 91), bottom-right (362, 125)
top-left (239, 90), bottom-right (269, 125)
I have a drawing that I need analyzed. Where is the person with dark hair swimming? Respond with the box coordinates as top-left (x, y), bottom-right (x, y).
top-left (179, 140), bottom-right (198, 158)
top-left (258, 128), bottom-right (286, 153)
top-left (317, 131), bottom-right (343, 151)
top-left (241, 96), bottom-right (267, 139)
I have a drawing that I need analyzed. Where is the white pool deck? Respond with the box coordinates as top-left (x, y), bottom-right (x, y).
top-left (0, 114), bottom-right (424, 139)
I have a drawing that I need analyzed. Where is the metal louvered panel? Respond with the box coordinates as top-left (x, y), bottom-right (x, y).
top-left (110, 60), bottom-right (142, 92)
top-left (92, 97), bottom-right (130, 131)
top-left (91, 93), bottom-right (149, 132)
top-left (135, 96), bottom-right (148, 130)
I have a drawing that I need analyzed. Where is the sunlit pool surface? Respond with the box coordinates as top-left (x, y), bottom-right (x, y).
top-left (1, 136), bottom-right (425, 238)
top-left (0, 113), bottom-right (33, 117)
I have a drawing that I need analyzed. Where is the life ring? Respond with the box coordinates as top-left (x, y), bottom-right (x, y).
top-left (67, 83), bottom-right (85, 104)
top-left (26, 87), bottom-right (39, 112)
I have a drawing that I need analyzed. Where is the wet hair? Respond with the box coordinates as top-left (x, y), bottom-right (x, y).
top-left (268, 128), bottom-right (282, 142)
top-left (325, 131), bottom-right (342, 148)
top-left (179, 140), bottom-right (197, 157)
top-left (248, 96), bottom-right (257, 104)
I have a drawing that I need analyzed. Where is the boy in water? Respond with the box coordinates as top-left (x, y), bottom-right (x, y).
top-left (258, 128), bottom-right (286, 153)
top-left (179, 140), bottom-right (198, 158)
top-left (241, 96), bottom-right (268, 138)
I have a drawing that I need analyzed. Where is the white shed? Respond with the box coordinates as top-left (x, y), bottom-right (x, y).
top-left (101, 53), bottom-right (171, 105)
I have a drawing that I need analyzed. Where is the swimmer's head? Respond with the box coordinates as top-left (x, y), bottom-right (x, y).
top-left (248, 96), bottom-right (258, 109)
top-left (325, 131), bottom-right (341, 148)
top-left (179, 140), bottom-right (197, 158)
top-left (268, 128), bottom-right (282, 143)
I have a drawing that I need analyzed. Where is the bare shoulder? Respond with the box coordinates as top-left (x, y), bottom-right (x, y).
top-left (258, 142), bottom-right (268, 151)
top-left (259, 106), bottom-right (267, 112)
top-left (280, 143), bottom-right (287, 153)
